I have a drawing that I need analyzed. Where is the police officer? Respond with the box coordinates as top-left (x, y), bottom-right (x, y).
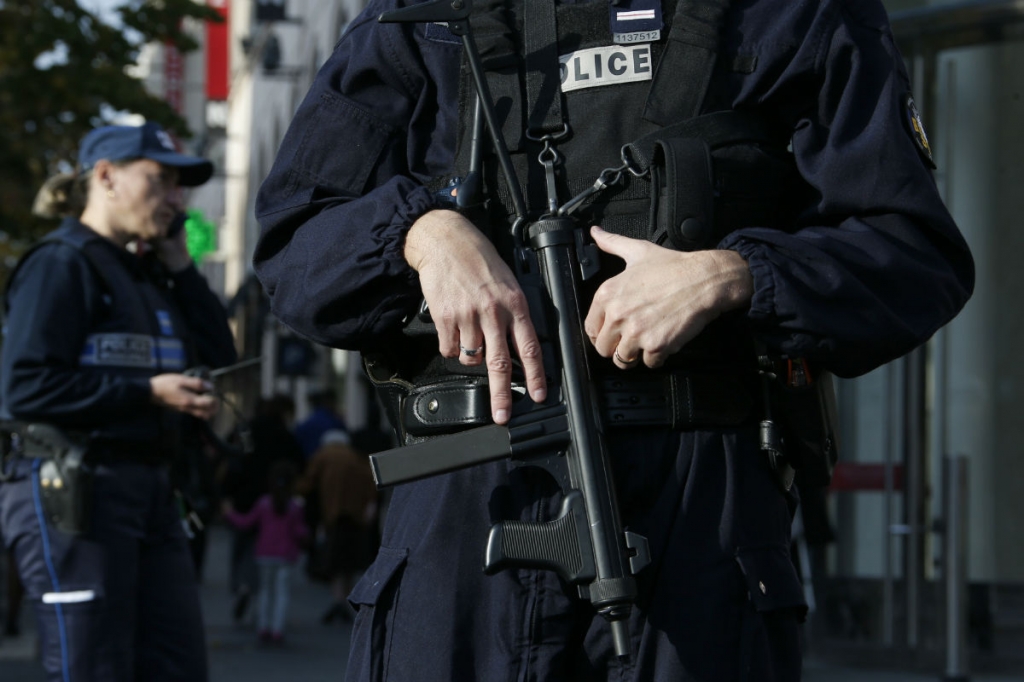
top-left (0, 122), bottom-right (237, 681)
top-left (254, 0), bottom-right (975, 679)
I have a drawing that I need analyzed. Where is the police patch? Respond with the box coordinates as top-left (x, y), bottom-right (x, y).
top-left (559, 44), bottom-right (653, 94)
top-left (80, 333), bottom-right (156, 368)
top-left (904, 93), bottom-right (936, 169)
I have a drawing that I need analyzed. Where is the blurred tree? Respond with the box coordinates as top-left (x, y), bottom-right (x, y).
top-left (0, 0), bottom-right (222, 281)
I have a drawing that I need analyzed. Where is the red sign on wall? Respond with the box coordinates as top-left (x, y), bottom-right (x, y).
top-left (206, 0), bottom-right (230, 100)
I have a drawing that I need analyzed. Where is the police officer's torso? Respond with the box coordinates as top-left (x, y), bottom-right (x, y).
top-left (360, 0), bottom-right (806, 444)
top-left (3, 218), bottom-right (194, 450)
top-left (384, 0), bottom-right (798, 391)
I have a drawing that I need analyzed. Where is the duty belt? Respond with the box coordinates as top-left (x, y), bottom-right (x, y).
top-left (400, 369), bottom-right (757, 439)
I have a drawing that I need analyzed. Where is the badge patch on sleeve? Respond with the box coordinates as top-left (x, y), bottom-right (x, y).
top-left (904, 93), bottom-right (936, 169)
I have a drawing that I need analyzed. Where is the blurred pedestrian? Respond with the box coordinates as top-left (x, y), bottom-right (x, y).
top-left (292, 389), bottom-right (344, 549)
top-left (296, 430), bottom-right (377, 624)
top-left (222, 460), bottom-right (309, 645)
top-left (293, 388), bottom-right (346, 460)
top-left (0, 122), bottom-right (236, 681)
top-left (219, 394), bottom-right (304, 622)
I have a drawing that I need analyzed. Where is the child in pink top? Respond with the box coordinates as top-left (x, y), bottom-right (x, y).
top-left (223, 461), bottom-right (308, 644)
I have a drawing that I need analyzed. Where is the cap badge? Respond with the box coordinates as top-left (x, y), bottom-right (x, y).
top-left (156, 129), bottom-right (176, 151)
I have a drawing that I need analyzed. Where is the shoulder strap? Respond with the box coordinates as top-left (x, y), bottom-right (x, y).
top-left (1, 230), bottom-right (113, 340)
top-left (643, 0), bottom-right (732, 126)
top-left (3, 227), bottom-right (132, 319)
top-left (48, 233), bottom-right (121, 297)
top-left (522, 0), bottom-right (563, 136)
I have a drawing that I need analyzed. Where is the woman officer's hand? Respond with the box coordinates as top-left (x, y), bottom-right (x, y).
top-left (150, 212), bottom-right (193, 273)
top-left (150, 374), bottom-right (219, 420)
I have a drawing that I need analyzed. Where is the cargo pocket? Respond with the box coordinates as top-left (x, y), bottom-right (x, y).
top-left (735, 546), bottom-right (805, 682)
top-left (347, 547), bottom-right (409, 682)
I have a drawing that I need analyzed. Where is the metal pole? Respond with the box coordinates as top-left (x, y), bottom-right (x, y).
top-left (943, 455), bottom-right (970, 682)
top-left (905, 347), bottom-right (926, 650)
top-left (883, 361), bottom-right (899, 647)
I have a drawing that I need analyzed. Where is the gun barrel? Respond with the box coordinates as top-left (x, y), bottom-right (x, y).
top-left (529, 217), bottom-right (642, 658)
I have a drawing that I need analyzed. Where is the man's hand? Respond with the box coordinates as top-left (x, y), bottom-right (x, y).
top-left (150, 374), bottom-right (219, 420)
top-left (584, 226), bottom-right (754, 369)
top-left (404, 210), bottom-right (547, 424)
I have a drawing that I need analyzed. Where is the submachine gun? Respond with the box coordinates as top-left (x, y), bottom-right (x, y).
top-left (370, 0), bottom-right (651, 658)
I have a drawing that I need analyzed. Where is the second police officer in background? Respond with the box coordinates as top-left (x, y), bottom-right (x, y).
top-left (254, 0), bottom-right (975, 680)
top-left (0, 122), bottom-right (237, 681)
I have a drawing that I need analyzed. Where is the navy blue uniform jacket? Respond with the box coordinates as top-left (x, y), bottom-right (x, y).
top-left (254, 0), bottom-right (973, 377)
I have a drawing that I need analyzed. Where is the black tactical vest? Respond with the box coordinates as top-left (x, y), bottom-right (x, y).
top-left (438, 0), bottom-right (799, 259)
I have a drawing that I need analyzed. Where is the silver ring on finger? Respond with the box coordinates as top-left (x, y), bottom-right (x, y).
top-left (613, 347), bottom-right (639, 366)
top-left (460, 343), bottom-right (485, 357)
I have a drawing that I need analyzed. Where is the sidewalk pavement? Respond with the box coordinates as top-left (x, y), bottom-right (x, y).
top-left (0, 524), bottom-right (352, 682)
top-left (199, 524), bottom-right (352, 682)
top-left (2, 524), bottom-right (1022, 681)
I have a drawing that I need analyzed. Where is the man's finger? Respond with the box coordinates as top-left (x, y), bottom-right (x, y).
top-left (510, 319), bottom-right (547, 404)
top-left (584, 304), bottom-right (606, 346)
top-left (590, 225), bottom-right (646, 263)
top-left (434, 307), bottom-right (460, 358)
top-left (483, 332), bottom-right (514, 424)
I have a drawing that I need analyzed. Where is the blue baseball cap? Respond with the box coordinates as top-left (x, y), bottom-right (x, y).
top-left (78, 122), bottom-right (214, 187)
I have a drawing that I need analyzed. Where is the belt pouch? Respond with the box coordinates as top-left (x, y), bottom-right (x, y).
top-left (650, 137), bottom-right (716, 251)
top-left (401, 377), bottom-right (491, 438)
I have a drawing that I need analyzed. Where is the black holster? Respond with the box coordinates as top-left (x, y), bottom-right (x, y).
top-left (766, 363), bottom-right (841, 489)
top-left (7, 423), bottom-right (93, 535)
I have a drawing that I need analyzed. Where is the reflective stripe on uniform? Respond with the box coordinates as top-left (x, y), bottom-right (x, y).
top-left (42, 590), bottom-right (97, 605)
top-left (79, 334), bottom-right (186, 370)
